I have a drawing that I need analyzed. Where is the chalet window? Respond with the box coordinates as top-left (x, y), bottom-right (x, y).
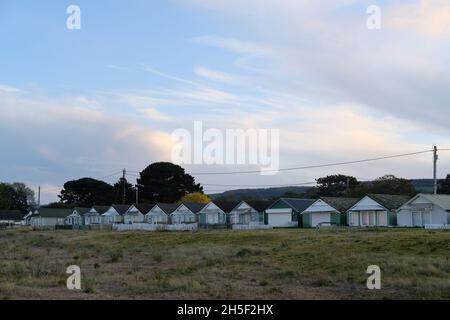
top-left (350, 213), bottom-right (359, 226)
top-left (361, 212), bottom-right (369, 226)
top-left (377, 212), bottom-right (387, 226)
top-left (369, 211), bottom-right (376, 226)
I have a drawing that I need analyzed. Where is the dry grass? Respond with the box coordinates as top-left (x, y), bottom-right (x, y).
top-left (0, 227), bottom-right (449, 299)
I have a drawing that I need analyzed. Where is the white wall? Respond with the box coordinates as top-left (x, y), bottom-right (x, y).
top-left (123, 213), bottom-right (144, 224)
top-left (348, 211), bottom-right (387, 227)
top-left (199, 202), bottom-right (226, 224)
top-left (349, 196), bottom-right (386, 211)
top-left (267, 212), bottom-right (296, 227)
top-left (31, 217), bottom-right (65, 227)
top-left (230, 202), bottom-right (260, 225)
top-left (114, 223), bottom-right (197, 231)
top-left (397, 206), bottom-right (447, 227)
top-left (146, 206), bottom-right (169, 224)
top-left (311, 212), bottom-right (331, 227)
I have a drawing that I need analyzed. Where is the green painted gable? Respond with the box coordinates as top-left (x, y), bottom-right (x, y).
top-left (38, 208), bottom-right (73, 218)
top-left (270, 199), bottom-right (291, 209)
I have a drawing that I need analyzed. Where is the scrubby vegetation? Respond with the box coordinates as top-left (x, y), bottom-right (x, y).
top-left (0, 228), bottom-right (449, 299)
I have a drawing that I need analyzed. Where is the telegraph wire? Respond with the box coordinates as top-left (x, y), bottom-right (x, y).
top-left (201, 182), bottom-right (317, 187)
top-left (188, 149), bottom-right (434, 175)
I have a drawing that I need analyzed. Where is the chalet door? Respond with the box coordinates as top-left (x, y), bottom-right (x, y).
top-left (368, 211), bottom-right (376, 226)
top-left (423, 211), bottom-right (431, 225)
top-left (412, 211), bottom-right (422, 227)
top-left (361, 212), bottom-right (369, 226)
top-left (350, 213), bottom-right (359, 226)
top-left (377, 212), bottom-right (387, 226)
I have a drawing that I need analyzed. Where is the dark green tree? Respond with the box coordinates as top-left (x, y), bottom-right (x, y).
top-left (58, 178), bottom-right (114, 206)
top-left (0, 184), bottom-right (10, 209)
top-left (283, 191), bottom-right (304, 198)
top-left (348, 175), bottom-right (417, 197)
top-left (316, 175), bottom-right (359, 197)
top-left (370, 175), bottom-right (416, 196)
top-left (0, 183), bottom-right (35, 213)
top-left (112, 178), bottom-right (136, 204)
top-left (137, 162), bottom-right (203, 203)
top-left (438, 174), bottom-right (450, 194)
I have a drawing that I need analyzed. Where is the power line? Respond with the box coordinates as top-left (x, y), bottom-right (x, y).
top-left (188, 149), bottom-right (433, 175)
top-left (97, 170), bottom-right (124, 180)
top-left (201, 181), bottom-right (317, 187)
top-left (126, 173), bottom-right (139, 177)
top-left (39, 170), bottom-right (124, 193)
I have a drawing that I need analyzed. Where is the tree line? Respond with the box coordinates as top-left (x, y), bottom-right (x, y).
top-left (0, 182), bottom-right (36, 213)
top-left (216, 174), bottom-right (450, 201)
top-left (51, 162), bottom-right (203, 207)
top-left (281, 174), bottom-right (450, 199)
top-left (12, 162), bottom-right (450, 209)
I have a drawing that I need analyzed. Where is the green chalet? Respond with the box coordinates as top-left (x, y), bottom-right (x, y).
top-left (302, 197), bottom-right (359, 227)
top-left (265, 198), bottom-right (316, 227)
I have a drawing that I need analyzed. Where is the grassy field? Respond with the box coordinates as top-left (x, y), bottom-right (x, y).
top-left (0, 227), bottom-right (450, 300)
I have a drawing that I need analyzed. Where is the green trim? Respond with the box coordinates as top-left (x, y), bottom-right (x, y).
top-left (388, 212), bottom-right (397, 226)
top-left (270, 199), bottom-right (291, 209)
top-left (302, 212), bottom-right (311, 228)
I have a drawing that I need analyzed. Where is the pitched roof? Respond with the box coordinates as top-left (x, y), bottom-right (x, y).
top-left (320, 197), bottom-right (360, 212)
top-left (155, 203), bottom-right (179, 214)
top-left (182, 202), bottom-right (207, 213)
top-left (112, 204), bottom-right (131, 215)
top-left (214, 201), bottom-right (240, 213)
top-left (244, 200), bottom-right (273, 212)
top-left (36, 208), bottom-right (73, 218)
top-left (73, 207), bottom-right (90, 215)
top-left (275, 198), bottom-right (316, 213)
top-left (367, 194), bottom-right (411, 210)
top-left (134, 204), bottom-right (155, 214)
top-left (92, 206), bottom-right (110, 214)
top-left (407, 194), bottom-right (450, 211)
top-left (0, 210), bottom-right (23, 221)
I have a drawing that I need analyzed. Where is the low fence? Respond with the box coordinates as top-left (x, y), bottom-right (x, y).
top-left (90, 224), bottom-right (113, 231)
top-left (232, 224), bottom-right (273, 230)
top-left (113, 223), bottom-right (198, 231)
top-left (198, 223), bottom-right (229, 230)
top-left (424, 224), bottom-right (450, 230)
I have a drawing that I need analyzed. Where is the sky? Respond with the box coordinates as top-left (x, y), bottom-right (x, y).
top-left (1, 0), bottom-right (450, 204)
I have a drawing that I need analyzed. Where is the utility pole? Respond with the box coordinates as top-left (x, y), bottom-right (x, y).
top-left (122, 168), bottom-right (126, 205)
top-left (135, 184), bottom-right (144, 205)
top-left (433, 145), bottom-right (438, 195)
top-left (38, 186), bottom-right (41, 209)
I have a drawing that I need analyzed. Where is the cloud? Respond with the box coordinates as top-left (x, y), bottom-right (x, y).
top-left (0, 84), bottom-right (21, 93)
top-left (106, 64), bottom-right (129, 71)
top-left (0, 87), bottom-right (175, 203)
top-left (3, 1), bottom-right (450, 198)
top-left (188, 1), bottom-right (450, 133)
top-left (386, 0), bottom-right (450, 38)
top-left (194, 67), bottom-right (243, 85)
top-left (141, 107), bottom-right (173, 122)
top-left (192, 35), bottom-right (273, 56)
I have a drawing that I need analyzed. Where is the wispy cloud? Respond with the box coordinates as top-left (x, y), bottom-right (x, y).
top-left (106, 64), bottom-right (129, 71)
top-left (0, 84), bottom-right (22, 93)
top-left (194, 67), bottom-right (244, 85)
top-left (192, 35), bottom-right (273, 56)
top-left (386, 0), bottom-right (450, 38)
top-left (141, 107), bottom-right (174, 122)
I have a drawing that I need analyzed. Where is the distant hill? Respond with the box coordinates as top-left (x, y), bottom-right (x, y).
top-left (411, 179), bottom-right (434, 193)
top-left (208, 186), bottom-right (311, 201)
top-left (207, 179), bottom-right (436, 201)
